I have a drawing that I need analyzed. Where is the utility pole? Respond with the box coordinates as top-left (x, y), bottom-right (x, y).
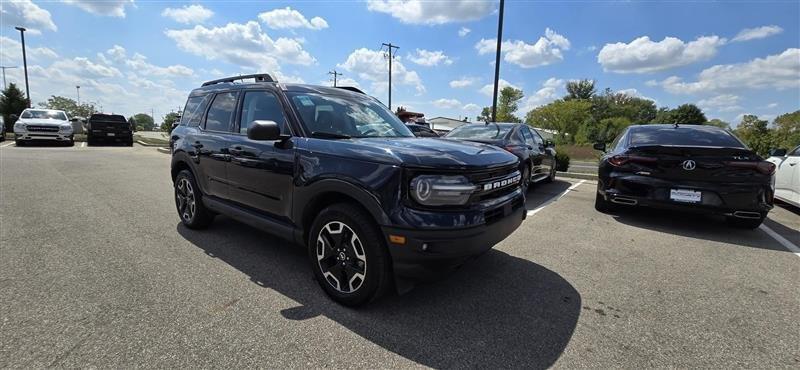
top-left (381, 42), bottom-right (399, 110)
top-left (490, 0), bottom-right (505, 123)
top-left (328, 70), bottom-right (342, 87)
top-left (0, 66), bottom-right (18, 89)
top-left (14, 27), bottom-right (30, 107)
top-left (76, 85), bottom-right (80, 104)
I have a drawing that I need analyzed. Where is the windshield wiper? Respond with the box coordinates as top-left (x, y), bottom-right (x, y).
top-left (311, 131), bottom-right (351, 139)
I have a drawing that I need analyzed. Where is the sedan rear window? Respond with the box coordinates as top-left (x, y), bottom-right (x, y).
top-left (629, 126), bottom-right (744, 148)
top-left (89, 114), bottom-right (126, 122)
top-left (446, 124), bottom-right (513, 139)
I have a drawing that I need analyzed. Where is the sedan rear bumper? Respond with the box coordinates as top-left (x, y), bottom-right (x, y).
top-left (600, 173), bottom-right (773, 215)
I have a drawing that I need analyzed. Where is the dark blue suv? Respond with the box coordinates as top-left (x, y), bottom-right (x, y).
top-left (170, 74), bottom-right (525, 306)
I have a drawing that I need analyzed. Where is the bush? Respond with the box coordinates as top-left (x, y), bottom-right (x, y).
top-left (555, 152), bottom-right (570, 172)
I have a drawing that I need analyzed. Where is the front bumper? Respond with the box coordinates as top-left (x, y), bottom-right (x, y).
top-left (15, 131), bottom-right (73, 142)
top-left (600, 173), bottom-right (773, 215)
top-left (382, 195), bottom-right (526, 283)
top-left (88, 130), bottom-right (133, 141)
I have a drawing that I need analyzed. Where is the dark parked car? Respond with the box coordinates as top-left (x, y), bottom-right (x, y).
top-left (170, 74), bottom-right (525, 306)
top-left (86, 113), bottom-right (133, 146)
top-left (593, 124), bottom-right (775, 228)
top-left (406, 123), bottom-right (439, 137)
top-left (445, 123), bottom-right (556, 190)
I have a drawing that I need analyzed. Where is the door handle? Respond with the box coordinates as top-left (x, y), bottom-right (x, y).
top-left (790, 162), bottom-right (797, 166)
top-left (229, 146), bottom-right (243, 155)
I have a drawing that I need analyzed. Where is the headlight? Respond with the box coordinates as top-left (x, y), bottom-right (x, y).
top-left (60, 123), bottom-right (73, 131)
top-left (14, 122), bottom-right (26, 130)
top-left (410, 175), bottom-right (476, 206)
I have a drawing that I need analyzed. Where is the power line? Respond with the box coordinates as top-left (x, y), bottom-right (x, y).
top-left (328, 70), bottom-right (342, 87)
top-left (381, 42), bottom-right (399, 110)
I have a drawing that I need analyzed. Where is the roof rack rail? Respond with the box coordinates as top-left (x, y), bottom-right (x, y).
top-left (335, 86), bottom-right (366, 95)
top-left (202, 73), bottom-right (275, 87)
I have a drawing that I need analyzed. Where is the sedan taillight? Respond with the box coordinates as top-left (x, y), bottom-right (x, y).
top-left (724, 161), bottom-right (776, 175)
top-left (608, 155), bottom-right (657, 167)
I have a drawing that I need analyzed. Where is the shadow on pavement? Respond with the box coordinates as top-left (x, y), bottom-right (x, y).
top-left (610, 207), bottom-right (791, 252)
top-left (177, 218), bottom-right (581, 368)
top-left (13, 141), bottom-right (74, 147)
top-left (525, 180), bottom-right (574, 210)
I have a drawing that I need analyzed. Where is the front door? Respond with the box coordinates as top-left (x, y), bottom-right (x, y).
top-left (226, 90), bottom-right (295, 222)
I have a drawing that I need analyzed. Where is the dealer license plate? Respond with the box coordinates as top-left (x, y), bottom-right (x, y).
top-left (670, 189), bottom-right (701, 203)
top-left (107, 133), bottom-right (115, 136)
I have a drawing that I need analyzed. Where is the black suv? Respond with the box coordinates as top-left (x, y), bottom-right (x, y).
top-left (86, 113), bottom-right (133, 146)
top-left (170, 74), bottom-right (525, 306)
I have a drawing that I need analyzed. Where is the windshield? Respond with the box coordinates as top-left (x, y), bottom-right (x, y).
top-left (629, 126), bottom-right (744, 148)
top-left (287, 93), bottom-right (413, 138)
top-left (21, 110), bottom-right (68, 121)
top-left (446, 124), bottom-right (512, 139)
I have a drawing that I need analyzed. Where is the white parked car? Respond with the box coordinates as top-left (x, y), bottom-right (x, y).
top-left (13, 108), bottom-right (75, 146)
top-left (767, 145), bottom-right (800, 208)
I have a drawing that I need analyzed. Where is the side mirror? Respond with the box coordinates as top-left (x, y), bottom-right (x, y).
top-left (247, 120), bottom-right (281, 141)
top-left (769, 148), bottom-right (787, 157)
top-left (544, 139), bottom-right (555, 148)
top-left (10, 114), bottom-right (18, 121)
top-left (593, 142), bottom-right (606, 152)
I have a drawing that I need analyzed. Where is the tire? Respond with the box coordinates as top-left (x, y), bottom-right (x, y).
top-left (15, 139), bottom-right (24, 147)
top-left (86, 136), bottom-right (94, 146)
top-left (544, 163), bottom-right (556, 183)
top-left (725, 214), bottom-right (765, 229)
top-left (174, 170), bottom-right (215, 229)
top-left (594, 187), bottom-right (616, 213)
top-left (308, 203), bottom-right (391, 306)
top-left (127, 140), bottom-right (134, 147)
top-left (521, 165), bottom-right (531, 192)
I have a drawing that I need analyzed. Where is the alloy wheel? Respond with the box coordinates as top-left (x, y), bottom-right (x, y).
top-left (316, 221), bottom-right (367, 293)
top-left (175, 178), bottom-right (196, 222)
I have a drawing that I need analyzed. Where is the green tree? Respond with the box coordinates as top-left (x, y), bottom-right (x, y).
top-left (162, 112), bottom-right (181, 132)
top-left (495, 86), bottom-right (524, 122)
top-left (476, 107), bottom-right (491, 122)
top-left (591, 89), bottom-right (656, 124)
top-left (706, 118), bottom-right (730, 129)
top-left (734, 115), bottom-right (777, 156)
top-left (577, 117), bottom-right (632, 144)
top-left (565, 79), bottom-right (596, 100)
top-left (0, 83), bottom-right (29, 132)
top-left (38, 95), bottom-right (97, 118)
top-left (525, 99), bottom-right (592, 144)
top-left (127, 117), bottom-right (137, 131)
top-left (132, 113), bottom-right (155, 131)
top-left (671, 104), bottom-right (707, 124)
top-left (772, 110), bottom-right (800, 150)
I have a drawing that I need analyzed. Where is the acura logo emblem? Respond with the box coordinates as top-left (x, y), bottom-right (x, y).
top-left (682, 160), bottom-right (696, 171)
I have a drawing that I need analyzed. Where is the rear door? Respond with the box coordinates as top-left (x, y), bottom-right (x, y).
top-left (226, 90), bottom-right (295, 222)
top-left (194, 91), bottom-right (238, 200)
top-left (520, 126), bottom-right (545, 177)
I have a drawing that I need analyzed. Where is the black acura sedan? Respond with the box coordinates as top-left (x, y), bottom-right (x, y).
top-left (593, 124), bottom-right (775, 228)
top-left (445, 123), bottom-right (556, 190)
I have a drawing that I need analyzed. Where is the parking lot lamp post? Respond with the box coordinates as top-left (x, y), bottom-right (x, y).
top-left (14, 27), bottom-right (31, 107)
top-left (76, 85), bottom-right (80, 104)
top-left (490, 0), bottom-right (505, 123)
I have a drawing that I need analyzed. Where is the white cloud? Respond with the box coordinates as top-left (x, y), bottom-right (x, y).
top-left (0, 0), bottom-right (57, 34)
top-left (520, 78), bottom-right (564, 112)
top-left (433, 98), bottom-right (462, 109)
top-left (766, 103), bottom-right (778, 109)
top-left (458, 27), bottom-right (471, 37)
top-left (732, 25), bottom-right (783, 42)
top-left (598, 35), bottom-right (726, 73)
top-left (52, 57), bottom-right (122, 78)
top-left (479, 79), bottom-right (520, 97)
top-left (337, 48), bottom-right (425, 95)
top-left (161, 5), bottom-right (214, 24)
top-left (125, 53), bottom-right (194, 77)
top-left (1, 36), bottom-right (58, 63)
top-left (408, 49), bottom-right (453, 66)
top-left (258, 7), bottom-right (328, 30)
top-left (366, 0), bottom-right (493, 25)
top-left (476, 28), bottom-right (571, 68)
top-left (63, 0), bottom-right (134, 18)
top-left (462, 103), bottom-right (481, 112)
top-left (660, 48), bottom-right (800, 94)
top-left (105, 45), bottom-right (127, 62)
top-left (697, 94), bottom-right (741, 113)
top-left (450, 77), bottom-right (478, 88)
top-left (165, 21), bottom-right (316, 72)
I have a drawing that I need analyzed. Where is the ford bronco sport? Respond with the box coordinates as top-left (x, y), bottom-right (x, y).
top-left (170, 74), bottom-right (525, 306)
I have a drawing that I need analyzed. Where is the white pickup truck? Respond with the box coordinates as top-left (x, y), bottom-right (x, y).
top-left (13, 108), bottom-right (75, 146)
top-left (767, 145), bottom-right (800, 208)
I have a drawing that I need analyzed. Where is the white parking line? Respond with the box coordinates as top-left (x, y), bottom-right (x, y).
top-left (81, 141), bottom-right (86, 148)
top-left (527, 180), bottom-right (586, 217)
top-left (759, 224), bottom-right (800, 258)
top-left (0, 141), bottom-right (14, 148)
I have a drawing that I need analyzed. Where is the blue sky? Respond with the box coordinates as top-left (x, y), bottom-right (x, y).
top-left (0, 0), bottom-right (798, 125)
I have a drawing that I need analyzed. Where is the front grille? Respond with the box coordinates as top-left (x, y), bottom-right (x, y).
top-left (467, 165), bottom-right (522, 203)
top-left (26, 125), bottom-right (60, 132)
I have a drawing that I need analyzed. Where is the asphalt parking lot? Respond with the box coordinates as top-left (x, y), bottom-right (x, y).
top-left (1, 143), bottom-right (798, 368)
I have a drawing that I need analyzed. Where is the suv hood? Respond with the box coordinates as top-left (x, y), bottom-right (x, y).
top-left (304, 137), bottom-right (519, 170)
top-left (18, 119), bottom-right (67, 126)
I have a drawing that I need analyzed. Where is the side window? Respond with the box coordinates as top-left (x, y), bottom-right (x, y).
top-left (790, 145), bottom-right (800, 157)
top-left (238, 91), bottom-right (288, 135)
top-left (526, 127), bottom-right (543, 146)
top-left (510, 129), bottom-right (524, 144)
top-left (204, 92), bottom-right (238, 132)
top-left (610, 133), bottom-right (624, 151)
top-left (180, 95), bottom-right (210, 127)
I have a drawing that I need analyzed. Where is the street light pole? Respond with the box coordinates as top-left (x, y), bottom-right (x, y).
top-left (76, 85), bottom-right (80, 104)
top-left (328, 70), bottom-right (342, 87)
top-left (14, 27), bottom-right (31, 107)
top-left (381, 42), bottom-right (399, 110)
top-left (490, 0), bottom-right (505, 123)
top-left (0, 66), bottom-right (18, 89)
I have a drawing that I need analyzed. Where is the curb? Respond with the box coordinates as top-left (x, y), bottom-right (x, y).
top-left (156, 147), bottom-right (171, 154)
top-left (557, 171), bottom-right (597, 180)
